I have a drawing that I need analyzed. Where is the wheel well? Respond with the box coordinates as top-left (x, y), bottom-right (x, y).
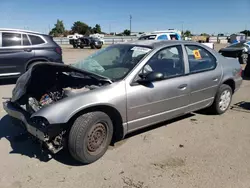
top-left (68, 105), bottom-right (124, 143)
top-left (26, 59), bottom-right (48, 70)
top-left (223, 79), bottom-right (235, 93)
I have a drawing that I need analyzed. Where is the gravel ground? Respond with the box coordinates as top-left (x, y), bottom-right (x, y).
top-left (1, 44), bottom-right (250, 188)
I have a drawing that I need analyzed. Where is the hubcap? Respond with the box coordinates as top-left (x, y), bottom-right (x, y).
top-left (219, 90), bottom-right (231, 111)
top-left (87, 123), bottom-right (107, 154)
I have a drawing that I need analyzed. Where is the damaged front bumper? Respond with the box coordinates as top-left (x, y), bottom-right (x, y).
top-left (3, 100), bottom-right (65, 154)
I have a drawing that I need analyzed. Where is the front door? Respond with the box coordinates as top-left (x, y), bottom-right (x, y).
top-left (183, 44), bottom-right (222, 111)
top-left (126, 45), bottom-right (190, 132)
top-left (0, 32), bottom-right (34, 77)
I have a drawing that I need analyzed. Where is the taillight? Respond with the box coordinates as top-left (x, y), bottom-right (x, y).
top-left (55, 47), bottom-right (62, 55)
top-left (238, 67), bottom-right (243, 77)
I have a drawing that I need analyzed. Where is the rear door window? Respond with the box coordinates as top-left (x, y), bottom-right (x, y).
top-left (185, 45), bottom-right (217, 73)
top-left (28, 35), bottom-right (45, 45)
top-left (22, 34), bottom-right (31, 46)
top-left (2, 32), bottom-right (22, 47)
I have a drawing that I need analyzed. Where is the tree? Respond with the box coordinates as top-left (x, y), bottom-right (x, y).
top-left (123, 29), bottom-right (131, 36)
top-left (49, 19), bottom-right (65, 37)
top-left (201, 33), bottom-right (209, 36)
top-left (240, 30), bottom-right (250, 36)
top-left (183, 30), bottom-right (192, 37)
top-left (85, 29), bottom-right (91, 36)
top-left (71, 21), bottom-right (89, 35)
top-left (92, 24), bottom-right (101, 33)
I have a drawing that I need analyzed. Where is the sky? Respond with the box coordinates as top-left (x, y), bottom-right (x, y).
top-left (0, 0), bottom-right (249, 35)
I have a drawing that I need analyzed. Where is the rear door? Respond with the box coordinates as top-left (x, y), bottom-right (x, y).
top-left (183, 44), bottom-right (222, 111)
top-left (0, 32), bottom-right (34, 77)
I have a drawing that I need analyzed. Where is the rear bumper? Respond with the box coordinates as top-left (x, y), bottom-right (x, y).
top-left (234, 76), bottom-right (243, 92)
top-left (3, 101), bottom-right (47, 141)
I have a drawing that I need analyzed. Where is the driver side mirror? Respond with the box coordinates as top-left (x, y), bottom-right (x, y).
top-left (137, 71), bottom-right (164, 83)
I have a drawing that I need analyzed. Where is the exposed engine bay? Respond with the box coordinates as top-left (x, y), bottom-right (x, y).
top-left (11, 62), bottom-right (111, 114)
top-left (26, 84), bottom-right (100, 113)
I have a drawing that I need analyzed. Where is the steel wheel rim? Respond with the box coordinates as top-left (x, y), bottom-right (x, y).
top-left (219, 90), bottom-right (231, 111)
top-left (87, 122), bottom-right (108, 155)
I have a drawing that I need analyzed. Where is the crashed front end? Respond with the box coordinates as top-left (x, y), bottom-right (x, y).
top-left (3, 101), bottom-right (66, 153)
top-left (3, 62), bottom-right (111, 154)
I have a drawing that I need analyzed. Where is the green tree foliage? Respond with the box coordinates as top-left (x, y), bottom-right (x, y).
top-left (49, 19), bottom-right (65, 37)
top-left (92, 24), bottom-right (102, 33)
top-left (71, 21), bottom-right (89, 35)
top-left (201, 33), bottom-right (209, 36)
top-left (183, 30), bottom-right (192, 37)
top-left (123, 29), bottom-right (131, 36)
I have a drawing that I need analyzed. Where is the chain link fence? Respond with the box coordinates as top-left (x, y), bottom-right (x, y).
top-left (53, 36), bottom-right (139, 45)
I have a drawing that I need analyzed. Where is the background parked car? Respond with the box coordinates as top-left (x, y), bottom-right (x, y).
top-left (219, 41), bottom-right (250, 64)
top-left (69, 36), bottom-right (103, 49)
top-left (0, 28), bottom-right (63, 79)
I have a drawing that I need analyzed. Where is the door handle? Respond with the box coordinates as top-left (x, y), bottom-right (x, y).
top-left (213, 78), bottom-right (218, 82)
top-left (178, 84), bottom-right (187, 90)
top-left (24, 49), bottom-right (32, 52)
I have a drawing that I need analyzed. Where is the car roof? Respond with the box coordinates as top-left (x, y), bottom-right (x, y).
top-left (123, 40), bottom-right (200, 49)
top-left (0, 28), bottom-right (47, 36)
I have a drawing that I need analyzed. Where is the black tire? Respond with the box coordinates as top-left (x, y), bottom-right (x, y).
top-left (80, 45), bottom-right (84, 49)
top-left (95, 45), bottom-right (102, 49)
top-left (210, 84), bottom-right (233, 115)
top-left (239, 53), bottom-right (248, 64)
top-left (68, 111), bottom-right (113, 164)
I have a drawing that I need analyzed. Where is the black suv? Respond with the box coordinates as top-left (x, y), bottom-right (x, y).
top-left (70, 36), bottom-right (103, 49)
top-left (0, 28), bottom-right (63, 78)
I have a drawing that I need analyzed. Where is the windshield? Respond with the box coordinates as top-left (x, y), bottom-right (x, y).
top-left (139, 35), bottom-right (157, 40)
top-left (72, 44), bottom-right (152, 81)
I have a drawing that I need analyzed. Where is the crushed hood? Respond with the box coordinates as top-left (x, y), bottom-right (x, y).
top-left (11, 62), bottom-right (111, 104)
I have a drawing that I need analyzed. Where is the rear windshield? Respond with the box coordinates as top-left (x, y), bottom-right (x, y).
top-left (139, 35), bottom-right (157, 40)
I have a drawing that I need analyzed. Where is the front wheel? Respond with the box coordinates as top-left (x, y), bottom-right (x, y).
top-left (95, 45), bottom-right (102, 49)
top-left (68, 111), bottom-right (113, 164)
top-left (210, 84), bottom-right (232, 115)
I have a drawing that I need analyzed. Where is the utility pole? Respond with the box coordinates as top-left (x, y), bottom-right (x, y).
top-left (181, 21), bottom-right (184, 37)
top-left (130, 15), bottom-right (132, 35)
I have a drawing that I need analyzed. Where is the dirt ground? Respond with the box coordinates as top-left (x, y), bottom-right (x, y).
top-left (1, 44), bottom-right (250, 188)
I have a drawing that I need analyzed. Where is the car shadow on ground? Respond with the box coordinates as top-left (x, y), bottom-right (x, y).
top-left (0, 78), bottom-right (17, 85)
top-left (118, 113), bottom-right (195, 143)
top-left (230, 101), bottom-right (250, 113)
top-left (0, 113), bottom-right (195, 166)
top-left (0, 115), bottom-right (83, 166)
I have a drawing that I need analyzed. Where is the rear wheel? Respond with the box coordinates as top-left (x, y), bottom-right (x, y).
top-left (68, 111), bottom-right (113, 164)
top-left (210, 84), bottom-right (232, 115)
